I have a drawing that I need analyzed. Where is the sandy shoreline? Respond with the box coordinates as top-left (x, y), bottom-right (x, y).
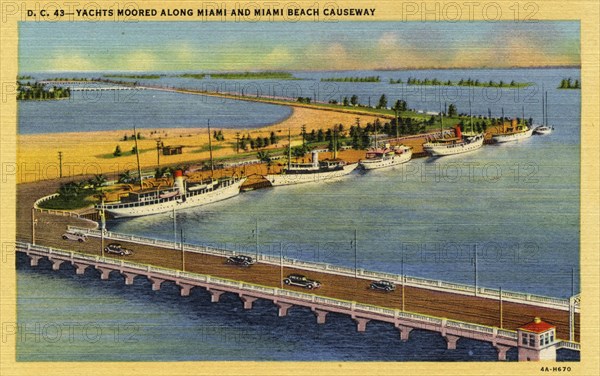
top-left (17, 107), bottom-right (383, 183)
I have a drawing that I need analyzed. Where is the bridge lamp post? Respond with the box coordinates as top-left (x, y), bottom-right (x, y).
top-left (31, 207), bottom-right (38, 245)
top-left (100, 198), bottom-right (106, 258)
top-left (499, 286), bottom-right (503, 329)
top-left (401, 253), bottom-right (405, 312)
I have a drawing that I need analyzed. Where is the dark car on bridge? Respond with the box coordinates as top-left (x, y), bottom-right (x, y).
top-left (226, 255), bottom-right (255, 266)
top-left (370, 280), bottom-right (396, 292)
top-left (283, 274), bottom-right (321, 289)
top-left (104, 243), bottom-right (133, 256)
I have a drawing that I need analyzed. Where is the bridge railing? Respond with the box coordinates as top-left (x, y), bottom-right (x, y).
top-left (17, 241), bottom-right (529, 343)
top-left (65, 227), bottom-right (576, 312)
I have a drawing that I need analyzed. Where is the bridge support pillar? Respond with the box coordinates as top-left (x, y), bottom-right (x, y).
top-left (239, 295), bottom-right (258, 310)
top-left (274, 302), bottom-right (293, 317)
top-left (96, 266), bottom-right (113, 280)
top-left (353, 317), bottom-right (370, 332)
top-left (28, 255), bottom-right (42, 267)
top-left (49, 258), bottom-right (64, 271)
top-left (177, 283), bottom-right (195, 297)
top-left (494, 344), bottom-right (511, 361)
top-left (208, 289), bottom-right (225, 302)
top-left (443, 334), bottom-right (460, 350)
top-left (72, 263), bottom-right (89, 275)
top-left (148, 277), bottom-right (165, 291)
top-left (396, 325), bottom-right (413, 342)
top-left (312, 309), bottom-right (328, 324)
top-left (121, 272), bottom-right (137, 285)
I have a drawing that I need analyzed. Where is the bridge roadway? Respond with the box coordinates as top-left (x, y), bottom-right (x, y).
top-left (28, 213), bottom-right (579, 344)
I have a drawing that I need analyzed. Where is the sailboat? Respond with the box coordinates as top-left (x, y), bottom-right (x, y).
top-left (423, 102), bottom-right (484, 157)
top-left (97, 122), bottom-right (246, 218)
top-left (534, 91), bottom-right (554, 135)
top-left (264, 129), bottom-right (358, 186)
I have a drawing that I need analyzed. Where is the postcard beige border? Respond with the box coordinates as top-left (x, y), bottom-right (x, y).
top-left (1, 0), bottom-right (598, 375)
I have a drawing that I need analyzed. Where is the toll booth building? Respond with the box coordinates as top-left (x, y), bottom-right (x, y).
top-left (517, 317), bottom-right (557, 361)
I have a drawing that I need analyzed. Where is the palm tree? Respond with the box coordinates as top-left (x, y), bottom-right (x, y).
top-left (88, 174), bottom-right (107, 190)
top-left (257, 151), bottom-right (273, 173)
top-left (118, 170), bottom-right (133, 184)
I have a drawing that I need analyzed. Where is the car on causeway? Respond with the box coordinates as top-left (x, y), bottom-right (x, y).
top-left (104, 243), bottom-right (133, 256)
top-left (226, 255), bottom-right (256, 266)
top-left (283, 274), bottom-right (321, 289)
top-left (370, 280), bottom-right (396, 292)
top-left (62, 230), bottom-right (88, 242)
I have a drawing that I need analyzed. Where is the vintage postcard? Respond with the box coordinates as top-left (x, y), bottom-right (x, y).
top-left (1, 0), bottom-right (598, 375)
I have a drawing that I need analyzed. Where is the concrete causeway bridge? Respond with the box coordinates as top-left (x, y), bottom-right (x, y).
top-left (38, 81), bottom-right (146, 91)
top-left (15, 224), bottom-right (580, 361)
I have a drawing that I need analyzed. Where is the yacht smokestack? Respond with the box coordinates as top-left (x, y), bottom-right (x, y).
top-left (312, 151), bottom-right (319, 168)
top-left (174, 170), bottom-right (185, 195)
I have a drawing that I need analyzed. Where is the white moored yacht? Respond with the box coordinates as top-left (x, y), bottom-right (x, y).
top-left (359, 144), bottom-right (412, 170)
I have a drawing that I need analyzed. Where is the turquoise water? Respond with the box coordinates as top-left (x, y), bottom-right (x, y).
top-left (17, 68), bottom-right (580, 361)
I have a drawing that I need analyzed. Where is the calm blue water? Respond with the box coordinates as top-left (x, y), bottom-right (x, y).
top-left (18, 85), bottom-right (292, 134)
top-left (17, 68), bottom-right (580, 361)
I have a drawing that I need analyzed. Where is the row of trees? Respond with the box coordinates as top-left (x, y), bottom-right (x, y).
top-left (17, 81), bottom-right (71, 100)
top-left (558, 77), bottom-right (580, 89)
top-left (238, 131), bottom-right (278, 151)
top-left (392, 77), bottom-right (526, 88)
top-left (321, 76), bottom-right (380, 82)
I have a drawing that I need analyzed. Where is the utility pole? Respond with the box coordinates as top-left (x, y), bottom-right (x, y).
top-left (172, 206), bottom-right (177, 245)
top-left (58, 151), bottom-right (63, 178)
top-left (132, 125), bottom-right (143, 191)
top-left (499, 286), bottom-right (503, 329)
top-left (207, 119), bottom-right (214, 177)
top-left (301, 124), bottom-right (306, 147)
top-left (31, 208), bottom-right (36, 245)
top-left (354, 229), bottom-right (358, 279)
top-left (280, 242), bottom-right (283, 289)
top-left (100, 198), bottom-right (106, 257)
top-left (474, 244), bottom-right (478, 297)
top-left (156, 138), bottom-right (161, 167)
top-left (235, 132), bottom-right (240, 154)
top-left (255, 218), bottom-right (259, 261)
top-left (401, 252), bottom-right (405, 312)
top-left (181, 227), bottom-right (185, 271)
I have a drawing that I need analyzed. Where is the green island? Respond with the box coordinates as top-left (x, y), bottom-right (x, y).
top-left (558, 77), bottom-right (580, 89)
top-left (178, 73), bottom-right (207, 79)
top-left (104, 74), bottom-right (163, 79)
top-left (43, 77), bottom-right (94, 81)
top-left (391, 77), bottom-right (531, 88)
top-left (321, 76), bottom-right (381, 83)
top-left (211, 71), bottom-right (295, 80)
top-left (17, 81), bottom-right (71, 101)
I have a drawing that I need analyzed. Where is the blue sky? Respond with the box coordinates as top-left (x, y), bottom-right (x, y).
top-left (19, 21), bottom-right (580, 72)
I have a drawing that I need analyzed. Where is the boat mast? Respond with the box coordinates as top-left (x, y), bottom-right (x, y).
top-left (207, 119), bottom-right (214, 178)
top-left (287, 128), bottom-right (292, 170)
top-left (469, 99), bottom-right (473, 133)
top-left (132, 124), bottom-right (143, 191)
top-left (374, 120), bottom-right (378, 149)
top-left (333, 127), bottom-right (338, 159)
top-left (439, 103), bottom-right (444, 137)
top-left (545, 91), bottom-right (549, 127)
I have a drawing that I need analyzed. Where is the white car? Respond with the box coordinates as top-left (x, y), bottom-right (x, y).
top-left (62, 231), bottom-right (88, 242)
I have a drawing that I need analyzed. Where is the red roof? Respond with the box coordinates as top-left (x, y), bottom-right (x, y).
top-left (519, 317), bottom-right (555, 333)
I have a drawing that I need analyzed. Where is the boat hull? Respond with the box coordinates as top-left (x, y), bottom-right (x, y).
top-left (360, 150), bottom-right (413, 170)
top-left (492, 128), bottom-right (534, 143)
top-left (265, 163), bottom-right (358, 186)
top-left (103, 178), bottom-right (246, 218)
top-left (423, 136), bottom-right (484, 157)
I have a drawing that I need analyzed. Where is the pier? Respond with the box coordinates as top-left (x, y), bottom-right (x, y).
top-left (15, 218), bottom-right (580, 361)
